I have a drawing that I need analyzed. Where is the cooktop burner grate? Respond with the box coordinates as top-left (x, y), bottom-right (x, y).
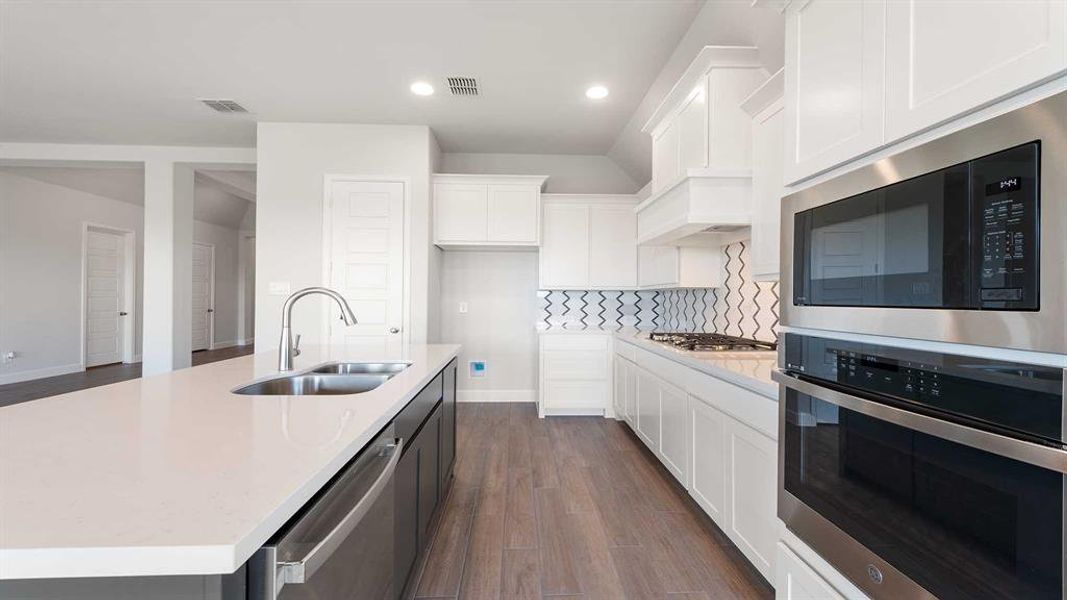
top-left (648, 332), bottom-right (778, 352)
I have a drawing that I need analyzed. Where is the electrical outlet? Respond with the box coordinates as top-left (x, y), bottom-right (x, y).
top-left (3, 351), bottom-right (16, 364)
top-left (269, 281), bottom-right (291, 296)
top-left (459, 302), bottom-right (468, 314)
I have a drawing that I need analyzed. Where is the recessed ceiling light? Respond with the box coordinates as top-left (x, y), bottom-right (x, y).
top-left (585, 85), bottom-right (609, 100)
top-left (410, 81), bottom-right (434, 96)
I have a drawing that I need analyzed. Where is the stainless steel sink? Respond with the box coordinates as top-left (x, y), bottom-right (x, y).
top-left (232, 374), bottom-right (391, 396)
top-left (311, 361), bottom-right (412, 375)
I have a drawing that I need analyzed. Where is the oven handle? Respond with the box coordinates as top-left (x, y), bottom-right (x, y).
top-left (277, 437), bottom-right (403, 587)
top-left (772, 369), bottom-right (1067, 474)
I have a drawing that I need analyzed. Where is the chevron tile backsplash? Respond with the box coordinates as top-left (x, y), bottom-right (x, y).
top-left (537, 242), bottom-right (779, 342)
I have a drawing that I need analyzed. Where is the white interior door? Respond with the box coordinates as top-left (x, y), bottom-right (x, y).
top-left (85, 229), bottom-right (125, 367)
top-left (328, 180), bottom-right (405, 355)
top-left (191, 243), bottom-right (214, 352)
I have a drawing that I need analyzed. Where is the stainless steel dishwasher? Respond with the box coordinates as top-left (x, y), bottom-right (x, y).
top-left (248, 425), bottom-right (401, 600)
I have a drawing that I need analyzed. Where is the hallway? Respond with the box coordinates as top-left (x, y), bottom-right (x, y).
top-left (411, 402), bottom-right (774, 600)
top-left (0, 346), bottom-right (255, 408)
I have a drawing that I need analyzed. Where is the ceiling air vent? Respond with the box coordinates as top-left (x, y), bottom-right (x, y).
top-left (447, 77), bottom-right (479, 96)
top-left (199, 99), bottom-right (250, 113)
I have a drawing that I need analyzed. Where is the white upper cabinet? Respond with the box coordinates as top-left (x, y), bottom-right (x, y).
top-left (785, 0), bottom-right (1067, 185)
top-left (540, 195), bottom-right (638, 290)
top-left (742, 69), bottom-right (786, 282)
top-left (433, 174), bottom-right (547, 248)
top-left (637, 245), bottom-right (723, 290)
top-left (784, 0), bottom-right (886, 186)
top-left (639, 46), bottom-right (767, 245)
top-left (884, 0), bottom-right (1067, 141)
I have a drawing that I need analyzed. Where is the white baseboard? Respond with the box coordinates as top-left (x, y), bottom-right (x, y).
top-left (210, 340), bottom-right (239, 350)
top-left (127, 354), bottom-right (142, 364)
top-left (238, 338), bottom-right (255, 346)
top-left (0, 363), bottom-right (84, 385)
top-left (457, 389), bottom-right (536, 403)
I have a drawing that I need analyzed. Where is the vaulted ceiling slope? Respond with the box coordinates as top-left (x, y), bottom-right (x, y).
top-left (0, 0), bottom-right (703, 156)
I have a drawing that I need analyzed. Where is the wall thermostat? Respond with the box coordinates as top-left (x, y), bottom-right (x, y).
top-left (469, 360), bottom-right (486, 378)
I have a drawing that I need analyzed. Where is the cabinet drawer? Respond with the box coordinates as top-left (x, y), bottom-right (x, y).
top-left (543, 380), bottom-right (608, 410)
top-left (540, 334), bottom-right (609, 352)
top-left (542, 350), bottom-right (609, 380)
top-left (395, 373), bottom-right (443, 445)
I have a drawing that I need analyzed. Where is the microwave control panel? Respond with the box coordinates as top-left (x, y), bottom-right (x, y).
top-left (973, 142), bottom-right (1039, 310)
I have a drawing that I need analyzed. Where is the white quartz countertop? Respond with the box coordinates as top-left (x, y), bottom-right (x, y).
top-left (0, 343), bottom-right (460, 580)
top-left (614, 332), bottom-right (778, 399)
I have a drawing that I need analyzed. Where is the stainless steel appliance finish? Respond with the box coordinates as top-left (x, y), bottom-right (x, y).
top-left (781, 90), bottom-right (1067, 354)
top-left (231, 373), bottom-right (392, 396)
top-left (249, 426), bottom-right (401, 600)
top-left (278, 287), bottom-right (358, 371)
top-left (775, 333), bottom-right (1067, 600)
top-left (311, 362), bottom-right (411, 375)
top-left (648, 332), bottom-right (778, 352)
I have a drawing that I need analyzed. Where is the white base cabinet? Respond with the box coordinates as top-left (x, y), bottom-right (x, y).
top-left (776, 543), bottom-right (846, 600)
top-left (539, 332), bottom-right (613, 417)
top-left (613, 339), bottom-right (777, 583)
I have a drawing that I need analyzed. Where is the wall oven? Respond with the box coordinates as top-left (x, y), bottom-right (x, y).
top-left (781, 90), bottom-right (1067, 354)
top-left (774, 333), bottom-right (1066, 599)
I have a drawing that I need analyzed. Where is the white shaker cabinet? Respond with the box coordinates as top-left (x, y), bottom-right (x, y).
top-left (776, 543), bottom-right (848, 600)
top-left (658, 379), bottom-right (689, 486)
top-left (634, 365), bottom-right (661, 451)
top-left (433, 174), bottom-right (547, 248)
top-left (689, 398), bottom-right (729, 524)
top-left (538, 332), bottom-right (613, 417)
top-left (783, 0), bottom-right (886, 185)
top-left (638, 244), bottom-right (723, 289)
top-left (742, 69), bottom-right (785, 282)
top-left (725, 416), bottom-right (778, 581)
top-left (884, 0), bottom-right (1067, 141)
top-left (540, 195), bottom-right (638, 290)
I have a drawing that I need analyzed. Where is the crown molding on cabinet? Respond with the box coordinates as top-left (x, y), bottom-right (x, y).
top-left (740, 68), bottom-right (785, 117)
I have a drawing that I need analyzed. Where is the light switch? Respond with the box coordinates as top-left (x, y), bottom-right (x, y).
top-left (459, 302), bottom-right (468, 314)
top-left (269, 281), bottom-right (291, 296)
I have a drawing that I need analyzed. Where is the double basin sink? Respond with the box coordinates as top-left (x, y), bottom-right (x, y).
top-left (232, 361), bottom-right (411, 396)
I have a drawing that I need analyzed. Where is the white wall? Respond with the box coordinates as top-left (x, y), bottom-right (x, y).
top-left (427, 133), bottom-right (443, 343)
top-left (255, 123), bottom-right (435, 347)
top-left (439, 152), bottom-right (638, 194)
top-left (0, 170), bottom-right (248, 383)
top-left (439, 251), bottom-right (539, 401)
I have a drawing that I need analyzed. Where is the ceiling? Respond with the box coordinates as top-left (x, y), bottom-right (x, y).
top-left (0, 166), bottom-right (255, 229)
top-left (0, 0), bottom-right (703, 155)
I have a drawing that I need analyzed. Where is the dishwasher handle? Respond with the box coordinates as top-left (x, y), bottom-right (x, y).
top-left (277, 437), bottom-right (402, 587)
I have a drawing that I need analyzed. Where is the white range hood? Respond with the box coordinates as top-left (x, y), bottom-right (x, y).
top-left (637, 46), bottom-right (768, 246)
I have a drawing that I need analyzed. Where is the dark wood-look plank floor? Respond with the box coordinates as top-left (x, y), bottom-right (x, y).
top-left (0, 346), bottom-right (255, 408)
top-left (413, 403), bottom-right (773, 600)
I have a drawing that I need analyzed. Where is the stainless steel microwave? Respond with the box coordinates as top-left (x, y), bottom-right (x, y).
top-left (781, 91), bottom-right (1067, 354)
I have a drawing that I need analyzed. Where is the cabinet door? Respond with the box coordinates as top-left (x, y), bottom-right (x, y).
top-left (657, 380), bottom-right (688, 486)
top-left (540, 203), bottom-right (590, 288)
top-left (634, 366), bottom-right (661, 451)
top-left (487, 184), bottom-right (539, 243)
top-left (624, 361), bottom-right (637, 427)
top-left (638, 245), bottom-right (679, 288)
top-left (689, 398), bottom-right (728, 525)
top-left (784, 0), bottom-right (886, 184)
top-left (440, 361), bottom-right (457, 487)
top-left (726, 419), bottom-right (777, 582)
top-left (776, 543), bottom-right (846, 600)
top-left (613, 357), bottom-right (627, 419)
top-left (589, 204), bottom-right (637, 288)
top-left (651, 120), bottom-right (680, 193)
top-left (884, 0), bottom-right (1067, 141)
top-left (750, 99), bottom-right (785, 282)
top-left (394, 446), bottom-right (419, 594)
top-left (435, 183), bottom-right (487, 243)
top-left (416, 405), bottom-right (442, 543)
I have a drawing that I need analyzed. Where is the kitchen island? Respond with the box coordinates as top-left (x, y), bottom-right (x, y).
top-left (0, 342), bottom-right (460, 592)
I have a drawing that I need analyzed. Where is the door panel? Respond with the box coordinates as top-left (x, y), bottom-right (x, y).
top-left (658, 380), bottom-right (688, 486)
top-left (540, 203), bottom-right (590, 288)
top-left (727, 420), bottom-right (777, 581)
top-left (689, 398), bottom-right (727, 523)
top-left (885, 0), bottom-right (1067, 141)
top-left (329, 181), bottom-right (405, 355)
top-left (85, 230), bottom-right (125, 367)
top-left (635, 367), bottom-right (660, 451)
top-left (589, 205), bottom-right (637, 288)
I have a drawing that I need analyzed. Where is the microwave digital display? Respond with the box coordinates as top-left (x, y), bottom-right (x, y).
top-left (792, 142), bottom-right (1040, 311)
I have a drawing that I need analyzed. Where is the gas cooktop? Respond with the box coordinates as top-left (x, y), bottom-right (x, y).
top-left (648, 332), bottom-right (778, 352)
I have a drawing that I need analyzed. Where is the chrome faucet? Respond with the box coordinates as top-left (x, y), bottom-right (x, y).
top-left (279, 287), bottom-right (357, 371)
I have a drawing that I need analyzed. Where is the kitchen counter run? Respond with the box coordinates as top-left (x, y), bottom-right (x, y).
top-left (614, 331), bottom-right (778, 399)
top-left (0, 343), bottom-right (460, 580)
